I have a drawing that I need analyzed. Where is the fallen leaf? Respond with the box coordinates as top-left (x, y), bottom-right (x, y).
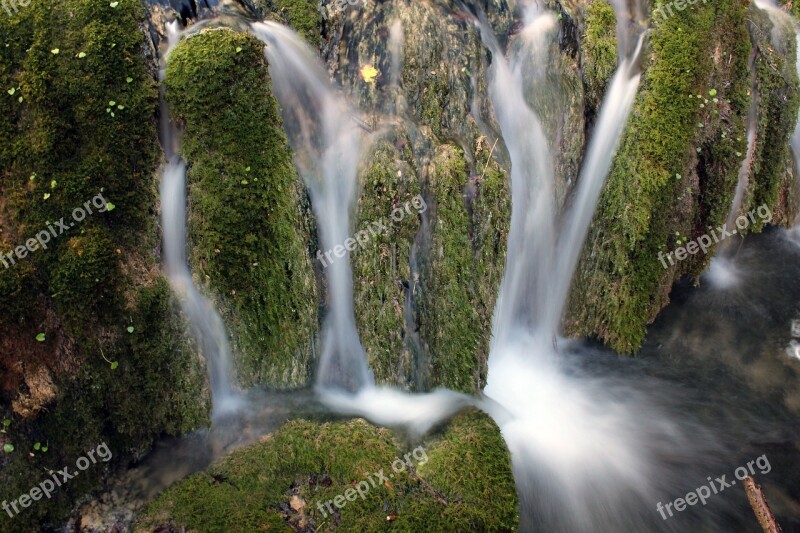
top-left (360, 64), bottom-right (379, 83)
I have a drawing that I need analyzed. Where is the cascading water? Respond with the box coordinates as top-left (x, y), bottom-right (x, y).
top-left (250, 22), bottom-right (371, 393)
top-left (69, 3), bottom-right (800, 531)
top-left (250, 21), bottom-right (472, 433)
top-left (456, 1), bottom-right (684, 529)
top-left (159, 21), bottom-right (241, 418)
top-left (254, 5), bottom-right (687, 527)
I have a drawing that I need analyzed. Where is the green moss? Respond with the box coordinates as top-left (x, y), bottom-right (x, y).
top-left (747, 7), bottom-right (800, 226)
top-left (0, 2), bottom-right (208, 530)
top-left (352, 139), bottom-right (421, 386)
top-left (581, 0), bottom-right (618, 119)
top-left (417, 143), bottom-right (509, 393)
top-left (267, 0), bottom-right (321, 47)
top-left (165, 29), bottom-right (318, 388)
top-left (49, 226), bottom-right (120, 324)
top-left (568, 0), bottom-right (752, 351)
top-left (136, 411), bottom-right (517, 532)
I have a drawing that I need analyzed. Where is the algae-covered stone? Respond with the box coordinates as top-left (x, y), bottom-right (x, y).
top-left (417, 141), bottom-right (509, 393)
top-left (165, 28), bottom-right (318, 388)
top-left (352, 139), bottom-right (422, 387)
top-left (581, 0), bottom-right (618, 124)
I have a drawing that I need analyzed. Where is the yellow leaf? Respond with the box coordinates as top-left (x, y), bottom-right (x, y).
top-left (360, 65), bottom-right (379, 83)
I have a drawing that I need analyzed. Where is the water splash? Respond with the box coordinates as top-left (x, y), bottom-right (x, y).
top-left (704, 256), bottom-right (742, 289)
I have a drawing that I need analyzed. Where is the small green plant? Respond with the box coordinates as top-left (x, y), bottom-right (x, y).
top-left (35, 332), bottom-right (45, 342)
top-left (99, 346), bottom-right (118, 370)
top-left (3, 444), bottom-right (14, 453)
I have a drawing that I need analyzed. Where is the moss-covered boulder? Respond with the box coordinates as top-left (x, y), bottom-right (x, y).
top-left (566, 0), bottom-right (799, 352)
top-left (165, 28), bottom-right (318, 389)
top-left (136, 411), bottom-right (518, 532)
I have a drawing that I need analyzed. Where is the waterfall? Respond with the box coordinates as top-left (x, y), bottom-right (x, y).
top-left (159, 21), bottom-right (242, 418)
top-left (249, 21), bottom-right (472, 434)
top-left (459, 1), bottom-right (672, 529)
top-left (249, 22), bottom-right (373, 393)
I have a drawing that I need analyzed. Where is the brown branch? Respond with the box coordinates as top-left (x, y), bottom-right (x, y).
top-left (743, 476), bottom-right (783, 533)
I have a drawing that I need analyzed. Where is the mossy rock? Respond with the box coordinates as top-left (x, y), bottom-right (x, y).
top-left (165, 28), bottom-right (318, 388)
top-left (567, 0), bottom-right (761, 351)
top-left (581, 0), bottom-right (618, 122)
top-left (417, 142), bottom-right (509, 393)
top-left (0, 1), bottom-right (209, 530)
top-left (352, 139), bottom-right (422, 387)
top-left (136, 410), bottom-right (518, 532)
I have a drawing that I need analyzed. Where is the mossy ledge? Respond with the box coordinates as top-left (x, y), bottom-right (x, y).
top-left (135, 411), bottom-right (518, 532)
top-left (165, 28), bottom-right (318, 388)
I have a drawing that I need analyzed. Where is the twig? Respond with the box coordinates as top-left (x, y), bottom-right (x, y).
top-left (743, 476), bottom-right (783, 533)
top-left (478, 137), bottom-right (500, 182)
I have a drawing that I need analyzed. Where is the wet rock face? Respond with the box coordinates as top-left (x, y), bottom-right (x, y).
top-left (314, 0), bottom-right (522, 391)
